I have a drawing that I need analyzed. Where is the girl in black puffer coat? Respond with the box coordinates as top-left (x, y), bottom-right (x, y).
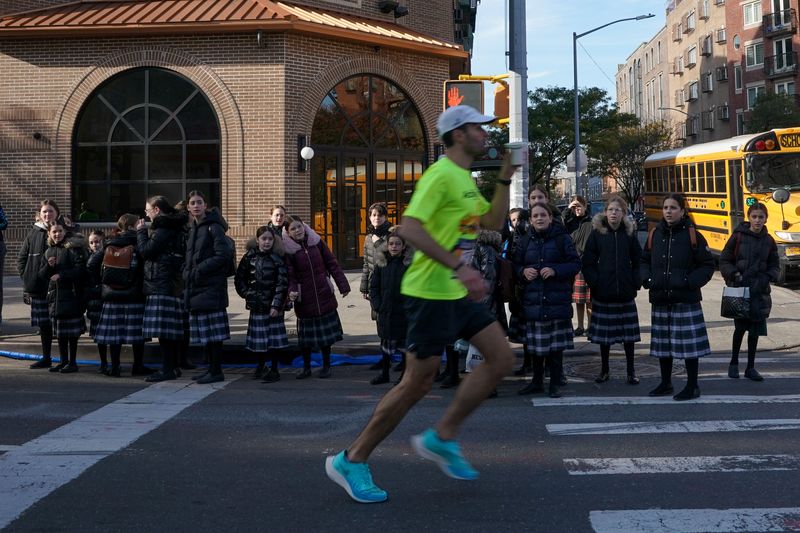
top-left (85, 230), bottom-right (107, 373)
top-left (94, 214), bottom-right (153, 378)
top-left (582, 195), bottom-right (642, 385)
top-left (719, 202), bottom-right (780, 382)
top-left (137, 196), bottom-right (190, 382)
top-left (235, 225), bottom-right (289, 383)
top-left (40, 221), bottom-right (87, 373)
top-left (18, 200), bottom-right (61, 369)
top-left (641, 194), bottom-right (715, 401)
top-left (184, 191), bottom-right (234, 384)
top-left (369, 229), bottom-right (411, 385)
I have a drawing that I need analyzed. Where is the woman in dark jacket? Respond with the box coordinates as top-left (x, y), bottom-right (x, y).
top-left (267, 205), bottom-right (287, 237)
top-left (582, 195), bottom-right (642, 385)
top-left (85, 230), bottom-right (107, 372)
top-left (136, 196), bottom-right (189, 382)
top-left (94, 214), bottom-right (153, 377)
top-left (183, 191), bottom-right (234, 384)
top-left (563, 195), bottom-right (593, 337)
top-left (283, 216), bottom-right (350, 379)
top-left (512, 202), bottom-right (581, 398)
top-left (235, 225), bottom-right (289, 382)
top-left (40, 221), bottom-right (87, 373)
top-left (641, 193), bottom-right (715, 401)
top-left (719, 202), bottom-right (779, 382)
top-left (18, 199), bottom-right (60, 369)
top-left (360, 202), bottom-right (391, 302)
top-left (368, 230), bottom-right (411, 385)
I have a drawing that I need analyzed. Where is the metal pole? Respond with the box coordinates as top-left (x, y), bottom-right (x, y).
top-left (573, 31), bottom-right (581, 197)
top-left (508, 0), bottom-right (528, 209)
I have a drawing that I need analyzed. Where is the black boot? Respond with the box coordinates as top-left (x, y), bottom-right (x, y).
top-left (106, 344), bottom-right (122, 377)
top-left (518, 355), bottom-right (544, 395)
top-left (197, 342), bottom-right (224, 384)
top-left (371, 352), bottom-right (391, 385)
top-left (674, 358), bottom-right (700, 400)
top-left (319, 346), bottom-right (332, 378)
top-left (548, 351), bottom-right (563, 398)
top-left (649, 356), bottom-right (674, 396)
top-left (31, 324), bottom-right (53, 368)
top-left (146, 340), bottom-right (178, 382)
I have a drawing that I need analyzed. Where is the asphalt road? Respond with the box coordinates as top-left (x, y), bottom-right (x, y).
top-left (1, 352), bottom-right (799, 533)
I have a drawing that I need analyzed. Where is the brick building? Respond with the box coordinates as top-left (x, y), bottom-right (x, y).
top-left (618, 0), bottom-right (800, 146)
top-left (0, 0), bottom-right (477, 268)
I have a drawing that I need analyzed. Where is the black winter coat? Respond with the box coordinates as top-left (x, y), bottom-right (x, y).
top-left (641, 218), bottom-right (715, 305)
top-left (369, 247), bottom-right (411, 341)
top-left (511, 223), bottom-right (582, 321)
top-left (582, 214), bottom-right (642, 303)
top-left (234, 246), bottom-right (288, 313)
top-left (101, 230), bottom-right (145, 303)
top-left (17, 223), bottom-right (50, 297)
top-left (563, 210), bottom-right (593, 256)
top-left (40, 235), bottom-right (87, 319)
top-left (360, 220), bottom-right (392, 294)
top-left (85, 248), bottom-right (104, 302)
top-left (183, 208), bottom-right (232, 312)
top-left (137, 210), bottom-right (188, 298)
top-left (719, 222), bottom-right (780, 320)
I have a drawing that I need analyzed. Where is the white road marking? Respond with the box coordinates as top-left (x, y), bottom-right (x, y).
top-left (0, 445), bottom-right (21, 452)
top-left (590, 507), bottom-right (800, 532)
top-left (533, 394), bottom-right (800, 406)
top-left (547, 419), bottom-right (800, 436)
top-left (565, 454), bottom-right (800, 475)
top-left (701, 357), bottom-right (799, 364)
top-left (702, 371), bottom-right (800, 380)
top-left (0, 378), bottom-right (237, 529)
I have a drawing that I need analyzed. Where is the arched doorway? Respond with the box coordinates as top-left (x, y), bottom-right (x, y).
top-left (310, 75), bottom-right (428, 268)
top-left (72, 67), bottom-right (221, 220)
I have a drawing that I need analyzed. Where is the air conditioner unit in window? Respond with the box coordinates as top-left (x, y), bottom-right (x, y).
top-left (716, 28), bottom-right (726, 43)
top-left (716, 65), bottom-right (728, 81)
top-left (717, 105), bottom-right (730, 120)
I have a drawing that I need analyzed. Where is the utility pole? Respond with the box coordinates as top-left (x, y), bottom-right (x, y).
top-left (508, 0), bottom-right (528, 208)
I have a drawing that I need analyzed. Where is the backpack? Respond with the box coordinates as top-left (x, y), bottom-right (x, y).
top-left (646, 225), bottom-right (697, 251)
top-left (102, 244), bottom-right (136, 289)
top-left (495, 255), bottom-right (515, 302)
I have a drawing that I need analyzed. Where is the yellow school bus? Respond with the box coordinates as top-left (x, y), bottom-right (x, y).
top-left (643, 127), bottom-right (800, 283)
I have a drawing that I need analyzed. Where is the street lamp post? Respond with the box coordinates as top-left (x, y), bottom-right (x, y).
top-left (573, 14), bottom-right (655, 197)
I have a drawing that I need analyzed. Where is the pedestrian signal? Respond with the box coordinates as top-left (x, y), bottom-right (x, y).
top-left (493, 81), bottom-right (509, 121)
top-left (443, 80), bottom-right (484, 112)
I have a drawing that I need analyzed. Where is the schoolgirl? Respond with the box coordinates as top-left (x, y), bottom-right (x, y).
top-left (641, 193), bottom-right (715, 401)
top-left (512, 202), bottom-right (581, 398)
top-left (94, 214), bottom-right (152, 377)
top-left (183, 191), bottom-right (233, 384)
top-left (360, 202), bottom-right (391, 299)
top-left (581, 195), bottom-right (642, 384)
top-left (18, 200), bottom-right (61, 369)
top-left (368, 228), bottom-right (411, 385)
top-left (235, 225), bottom-right (289, 383)
top-left (85, 230), bottom-right (108, 373)
top-left (137, 196), bottom-right (190, 382)
top-left (283, 216), bottom-right (350, 379)
top-left (268, 205), bottom-right (288, 238)
top-left (719, 202), bottom-right (780, 382)
top-left (40, 221), bottom-right (87, 373)
top-left (563, 195), bottom-right (593, 337)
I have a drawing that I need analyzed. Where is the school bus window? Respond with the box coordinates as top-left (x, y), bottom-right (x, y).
top-left (658, 166), bottom-right (665, 192)
top-left (714, 160), bottom-right (726, 193)
top-left (697, 162), bottom-right (706, 193)
top-left (687, 164), bottom-right (696, 192)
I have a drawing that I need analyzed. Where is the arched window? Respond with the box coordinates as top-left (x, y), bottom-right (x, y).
top-left (73, 68), bottom-right (221, 220)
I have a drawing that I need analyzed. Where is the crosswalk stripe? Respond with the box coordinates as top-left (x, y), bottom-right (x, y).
top-left (547, 418), bottom-right (800, 436)
top-left (0, 378), bottom-right (237, 529)
top-left (533, 394), bottom-right (800, 406)
top-left (565, 454), bottom-right (800, 475)
top-left (701, 357), bottom-right (799, 364)
top-left (590, 507), bottom-right (800, 532)
top-left (702, 371), bottom-right (800, 380)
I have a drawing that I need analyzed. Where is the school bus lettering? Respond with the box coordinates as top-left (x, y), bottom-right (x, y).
top-left (780, 133), bottom-right (800, 148)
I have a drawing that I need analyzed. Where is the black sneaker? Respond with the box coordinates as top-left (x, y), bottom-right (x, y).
top-left (318, 367), bottom-right (332, 379)
top-left (49, 362), bottom-right (67, 373)
top-left (97, 364), bottom-right (108, 374)
top-left (295, 369), bottom-right (312, 380)
top-left (60, 363), bottom-right (79, 374)
top-left (145, 370), bottom-right (177, 383)
top-left (196, 373), bottom-right (224, 384)
top-left (648, 382), bottom-right (674, 396)
top-left (30, 359), bottom-right (52, 369)
top-left (262, 369), bottom-right (281, 383)
top-left (744, 368), bottom-right (764, 382)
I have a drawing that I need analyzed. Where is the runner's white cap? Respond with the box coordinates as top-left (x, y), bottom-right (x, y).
top-left (437, 105), bottom-right (496, 138)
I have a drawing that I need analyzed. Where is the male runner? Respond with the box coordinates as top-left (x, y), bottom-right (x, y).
top-left (325, 105), bottom-right (518, 503)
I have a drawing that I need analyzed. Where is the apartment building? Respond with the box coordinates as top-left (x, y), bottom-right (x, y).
top-left (616, 26), bottom-right (671, 124)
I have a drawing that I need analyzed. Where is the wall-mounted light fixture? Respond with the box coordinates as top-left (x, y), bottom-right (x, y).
top-left (378, 0), bottom-right (408, 18)
top-left (297, 134), bottom-right (314, 172)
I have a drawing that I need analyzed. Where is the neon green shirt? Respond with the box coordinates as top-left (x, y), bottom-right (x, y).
top-left (401, 157), bottom-right (490, 300)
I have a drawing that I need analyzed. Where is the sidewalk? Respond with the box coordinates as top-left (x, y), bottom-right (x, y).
top-left (1, 271), bottom-right (799, 362)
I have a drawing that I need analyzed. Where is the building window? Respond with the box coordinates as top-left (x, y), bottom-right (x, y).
top-left (736, 111), bottom-right (745, 134)
top-left (747, 85), bottom-right (767, 108)
top-left (745, 42), bottom-right (764, 67)
top-left (687, 46), bottom-right (698, 67)
top-left (688, 81), bottom-right (700, 100)
top-left (733, 34), bottom-right (741, 49)
top-left (686, 10), bottom-right (697, 32)
top-left (734, 64), bottom-right (743, 91)
top-left (73, 68), bottom-right (221, 221)
top-left (657, 41), bottom-right (662, 63)
top-left (775, 80), bottom-right (796, 95)
top-left (743, 1), bottom-right (762, 26)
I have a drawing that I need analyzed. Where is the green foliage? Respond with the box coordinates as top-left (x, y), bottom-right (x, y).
top-left (746, 92), bottom-right (800, 133)
top-left (587, 120), bottom-right (673, 207)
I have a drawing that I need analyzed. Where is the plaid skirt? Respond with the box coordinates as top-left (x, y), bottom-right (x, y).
top-left (297, 310), bottom-right (343, 349)
top-left (86, 299), bottom-right (102, 337)
top-left (30, 297), bottom-right (50, 327)
top-left (143, 295), bottom-right (187, 340)
top-left (94, 302), bottom-right (146, 345)
top-left (650, 303), bottom-right (710, 359)
top-left (520, 319), bottom-right (574, 353)
top-left (189, 310), bottom-right (230, 345)
top-left (571, 272), bottom-right (590, 304)
top-left (52, 316), bottom-right (86, 339)
top-left (245, 312), bottom-right (289, 352)
top-left (588, 300), bottom-right (641, 345)
top-left (380, 338), bottom-right (405, 357)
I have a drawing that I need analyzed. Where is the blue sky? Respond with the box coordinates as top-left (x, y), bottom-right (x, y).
top-left (470, 0), bottom-right (668, 111)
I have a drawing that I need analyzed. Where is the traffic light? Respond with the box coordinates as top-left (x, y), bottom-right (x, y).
top-left (493, 80), bottom-right (509, 122)
top-left (443, 80), bottom-right (483, 112)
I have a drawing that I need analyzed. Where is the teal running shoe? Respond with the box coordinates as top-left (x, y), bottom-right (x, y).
top-left (325, 451), bottom-right (388, 503)
top-left (411, 428), bottom-right (479, 480)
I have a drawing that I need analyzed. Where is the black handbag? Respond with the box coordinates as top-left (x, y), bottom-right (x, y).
top-left (720, 286), bottom-right (750, 319)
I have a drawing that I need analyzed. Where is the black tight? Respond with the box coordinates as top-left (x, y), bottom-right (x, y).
top-left (731, 325), bottom-right (759, 370)
top-left (207, 342), bottom-right (224, 375)
top-left (600, 342), bottom-right (636, 375)
top-left (158, 338), bottom-right (176, 372)
top-left (57, 337), bottom-right (78, 365)
top-left (301, 346), bottom-right (332, 370)
top-left (97, 344), bottom-right (107, 366)
top-left (40, 323), bottom-right (53, 359)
